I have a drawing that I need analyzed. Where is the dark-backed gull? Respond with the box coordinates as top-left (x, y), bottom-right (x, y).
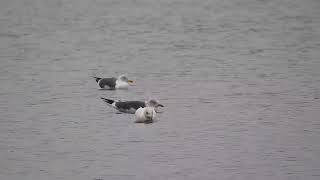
top-left (93, 75), bottom-right (133, 89)
top-left (100, 98), bottom-right (164, 114)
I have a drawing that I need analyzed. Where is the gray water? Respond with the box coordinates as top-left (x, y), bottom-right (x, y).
top-left (1, 0), bottom-right (320, 179)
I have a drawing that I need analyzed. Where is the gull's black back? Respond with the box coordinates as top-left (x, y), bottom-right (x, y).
top-left (98, 77), bottom-right (117, 89)
top-left (115, 101), bottom-right (145, 111)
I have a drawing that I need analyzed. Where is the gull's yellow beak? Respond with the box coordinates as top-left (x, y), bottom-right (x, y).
top-left (127, 80), bottom-right (134, 84)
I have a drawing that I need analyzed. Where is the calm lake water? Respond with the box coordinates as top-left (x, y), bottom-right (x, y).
top-left (1, 0), bottom-right (320, 179)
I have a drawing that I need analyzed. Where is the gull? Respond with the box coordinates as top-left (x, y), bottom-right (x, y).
top-left (100, 98), bottom-right (164, 114)
top-left (135, 107), bottom-right (156, 123)
top-left (93, 75), bottom-right (133, 90)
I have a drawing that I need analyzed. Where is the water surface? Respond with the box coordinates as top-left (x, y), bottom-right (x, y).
top-left (1, 0), bottom-right (320, 179)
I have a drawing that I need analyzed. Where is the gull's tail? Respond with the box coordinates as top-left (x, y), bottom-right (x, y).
top-left (92, 76), bottom-right (102, 83)
top-left (101, 97), bottom-right (114, 105)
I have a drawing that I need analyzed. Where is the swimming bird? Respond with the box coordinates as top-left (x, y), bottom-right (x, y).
top-left (93, 75), bottom-right (133, 89)
top-left (100, 98), bottom-right (164, 114)
top-left (135, 107), bottom-right (156, 123)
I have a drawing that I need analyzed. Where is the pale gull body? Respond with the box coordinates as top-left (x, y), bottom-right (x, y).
top-left (135, 107), bottom-right (156, 123)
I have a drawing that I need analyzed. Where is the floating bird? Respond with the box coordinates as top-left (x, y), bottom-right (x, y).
top-left (100, 98), bottom-right (164, 114)
top-left (135, 107), bottom-right (156, 123)
top-left (93, 75), bottom-right (133, 90)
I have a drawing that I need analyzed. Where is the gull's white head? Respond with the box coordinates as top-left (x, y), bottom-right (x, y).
top-left (146, 99), bottom-right (164, 108)
top-left (118, 75), bottom-right (134, 84)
